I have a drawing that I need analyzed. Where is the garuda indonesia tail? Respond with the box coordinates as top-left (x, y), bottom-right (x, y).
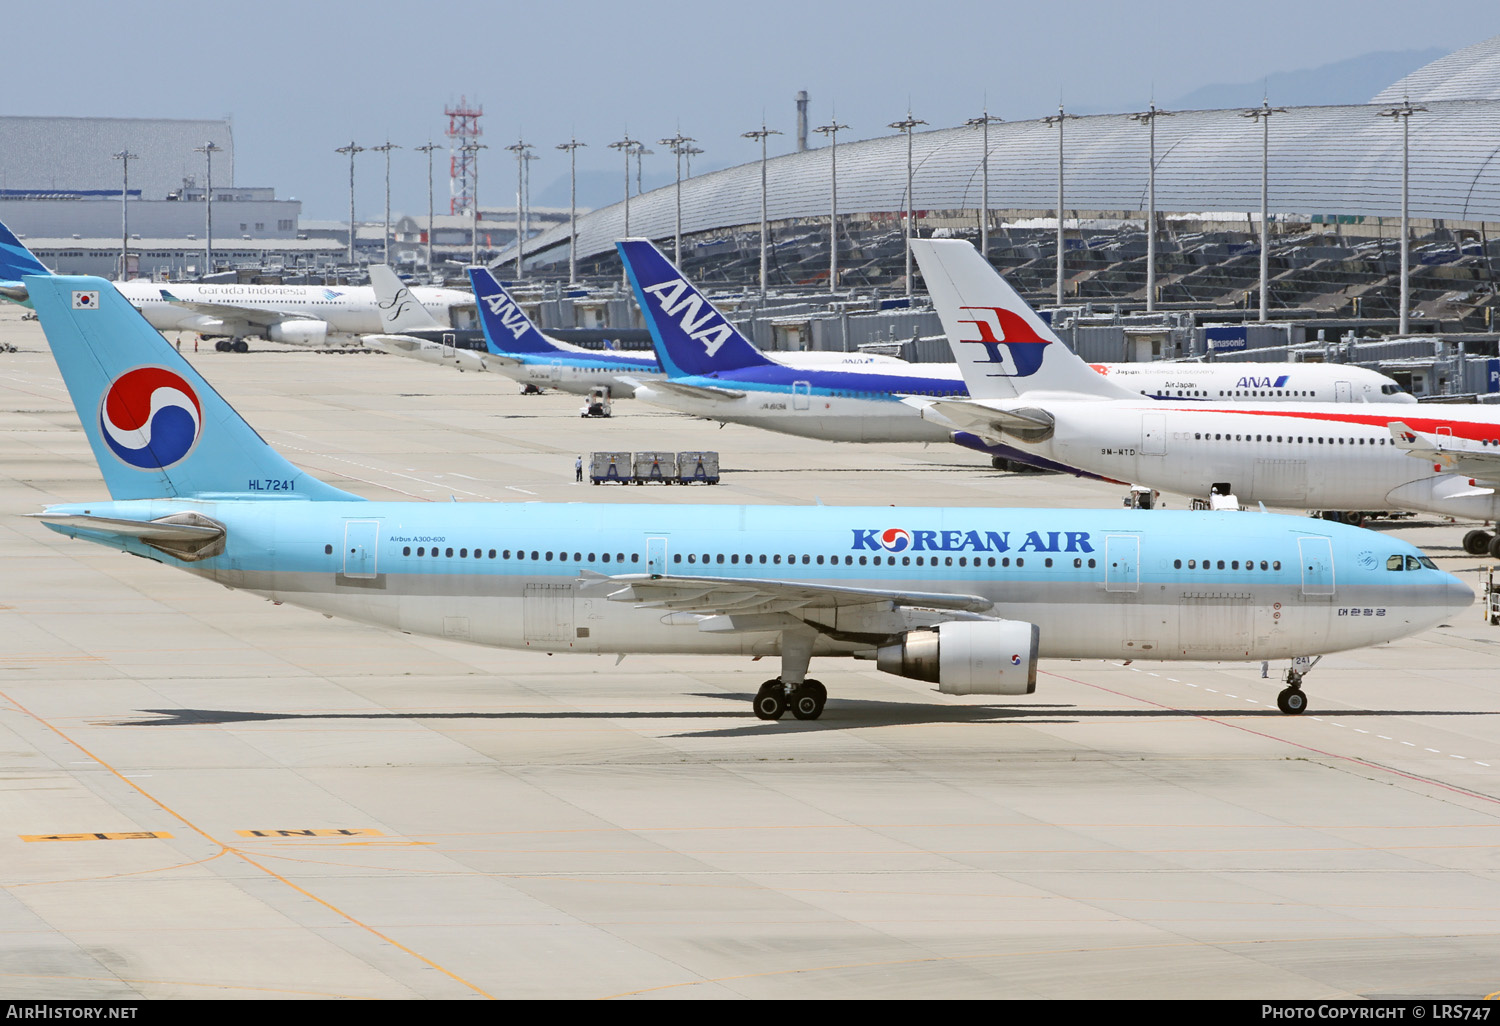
top-left (25, 273), bottom-right (357, 502)
top-left (0, 220), bottom-right (53, 305)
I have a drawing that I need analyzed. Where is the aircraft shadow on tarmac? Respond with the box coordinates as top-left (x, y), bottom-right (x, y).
top-left (112, 695), bottom-right (1496, 738)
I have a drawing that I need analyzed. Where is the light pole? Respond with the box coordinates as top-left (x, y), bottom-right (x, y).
top-left (683, 145), bottom-right (703, 178)
top-left (965, 109), bottom-right (1003, 258)
top-left (812, 118), bottom-right (848, 294)
top-left (370, 141), bottom-right (400, 265)
top-left (112, 149), bottom-right (137, 281)
top-left (1379, 100), bottom-right (1427, 335)
top-left (194, 141), bottom-right (222, 276)
top-left (524, 150), bottom-right (539, 271)
top-left (1128, 104), bottom-right (1173, 313)
top-left (609, 134), bottom-right (638, 285)
top-left (556, 139), bottom-right (586, 285)
top-left (631, 142), bottom-right (653, 198)
top-left (415, 142), bottom-right (438, 272)
top-left (1241, 100), bottom-right (1287, 323)
top-left (660, 132), bottom-right (696, 264)
top-left (742, 123), bottom-right (782, 298)
top-left (461, 142), bottom-right (488, 266)
top-left (888, 112), bottom-right (927, 299)
top-left (335, 141), bottom-right (364, 266)
top-left (1043, 105), bottom-right (1079, 307)
top-left (505, 139), bottom-right (534, 278)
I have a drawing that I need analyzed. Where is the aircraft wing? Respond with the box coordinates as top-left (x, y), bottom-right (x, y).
top-left (589, 571), bottom-right (994, 643)
top-left (1390, 421), bottom-right (1500, 484)
top-left (158, 294), bottom-right (303, 328)
top-left (642, 379), bottom-right (747, 402)
top-left (902, 397), bottom-right (1056, 442)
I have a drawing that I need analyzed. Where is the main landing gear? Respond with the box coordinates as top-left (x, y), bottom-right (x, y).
top-left (754, 679), bottom-right (828, 720)
top-left (752, 628), bottom-right (827, 720)
top-left (1276, 656), bottom-right (1320, 715)
top-left (1463, 529), bottom-right (1500, 559)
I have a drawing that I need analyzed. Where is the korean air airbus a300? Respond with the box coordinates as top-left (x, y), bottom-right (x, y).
top-left (0, 220), bottom-right (470, 349)
top-left (908, 238), bottom-right (1500, 544)
top-left (22, 273), bottom-right (1470, 718)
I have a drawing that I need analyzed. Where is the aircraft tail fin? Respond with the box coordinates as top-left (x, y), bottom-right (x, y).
top-left (26, 273), bottom-right (360, 502)
top-left (912, 239), bottom-right (1137, 401)
top-left (0, 220), bottom-right (53, 303)
top-left (368, 264), bottom-right (443, 332)
top-left (617, 238), bottom-right (772, 377)
top-left (468, 266), bottom-right (569, 355)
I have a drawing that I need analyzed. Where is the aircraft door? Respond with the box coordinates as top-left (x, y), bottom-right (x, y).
top-left (647, 536), bottom-right (668, 577)
top-left (342, 520), bottom-right (379, 579)
top-left (1335, 380), bottom-right (1352, 402)
top-left (1104, 535), bottom-right (1140, 593)
top-left (793, 380), bottom-right (811, 411)
top-left (442, 332), bottom-right (457, 362)
top-left (1297, 537), bottom-right (1335, 597)
top-left (1141, 414), bottom-right (1166, 455)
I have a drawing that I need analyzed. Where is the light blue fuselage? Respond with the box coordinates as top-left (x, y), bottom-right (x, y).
top-left (40, 500), bottom-right (1466, 663)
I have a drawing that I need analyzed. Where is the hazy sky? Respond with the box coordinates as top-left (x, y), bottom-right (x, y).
top-left (11, 0), bottom-right (1500, 218)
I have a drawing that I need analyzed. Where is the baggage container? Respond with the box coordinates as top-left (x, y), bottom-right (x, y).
top-left (676, 450), bottom-right (720, 485)
top-left (633, 451), bottom-right (677, 485)
top-left (590, 451), bottom-right (632, 485)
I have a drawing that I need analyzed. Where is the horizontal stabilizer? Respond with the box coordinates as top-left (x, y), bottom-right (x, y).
top-left (905, 397), bottom-right (1056, 442)
top-left (641, 379), bottom-right (747, 403)
top-left (30, 510), bottom-right (226, 561)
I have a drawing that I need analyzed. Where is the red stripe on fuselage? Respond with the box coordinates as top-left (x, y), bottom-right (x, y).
top-left (1147, 404), bottom-right (1500, 443)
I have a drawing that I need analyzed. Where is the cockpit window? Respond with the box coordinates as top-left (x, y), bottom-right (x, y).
top-left (1419, 556), bottom-right (1437, 569)
top-left (1386, 555), bottom-right (1405, 571)
top-left (1406, 555), bottom-right (1422, 571)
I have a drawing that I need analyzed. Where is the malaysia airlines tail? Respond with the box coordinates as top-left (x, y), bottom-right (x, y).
top-left (617, 238), bottom-right (775, 378)
top-left (0, 220), bottom-right (53, 304)
top-left (368, 264), bottom-right (444, 333)
top-left (913, 239), bottom-right (1137, 402)
top-left (24, 273), bottom-right (359, 502)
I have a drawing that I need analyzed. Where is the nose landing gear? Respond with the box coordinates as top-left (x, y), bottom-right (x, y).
top-left (1276, 656), bottom-right (1320, 715)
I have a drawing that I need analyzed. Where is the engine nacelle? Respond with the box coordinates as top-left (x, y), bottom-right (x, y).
top-left (267, 320), bottom-right (329, 346)
top-left (876, 620), bottom-right (1039, 696)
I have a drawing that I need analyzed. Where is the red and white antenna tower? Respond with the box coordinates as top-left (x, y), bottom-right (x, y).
top-left (446, 96), bottom-right (483, 215)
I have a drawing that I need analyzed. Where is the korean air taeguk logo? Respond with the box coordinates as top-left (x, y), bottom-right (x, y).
top-left (98, 367), bottom-right (203, 469)
top-left (877, 528), bottom-right (912, 552)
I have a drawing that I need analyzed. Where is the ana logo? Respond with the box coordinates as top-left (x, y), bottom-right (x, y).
top-left (98, 367), bottom-right (203, 470)
top-left (482, 292), bottom-right (531, 341)
top-left (955, 306), bottom-right (1051, 377)
top-left (877, 528), bottom-right (912, 552)
top-left (1236, 375), bottom-right (1290, 389)
top-left (640, 278), bottom-right (735, 357)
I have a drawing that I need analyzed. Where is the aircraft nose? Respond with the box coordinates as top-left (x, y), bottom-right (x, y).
top-left (1441, 573), bottom-right (1475, 619)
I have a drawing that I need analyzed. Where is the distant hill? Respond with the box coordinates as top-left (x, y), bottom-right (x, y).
top-left (1167, 48), bottom-right (1449, 110)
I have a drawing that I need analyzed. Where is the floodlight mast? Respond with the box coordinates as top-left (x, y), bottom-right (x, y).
top-left (335, 141), bottom-right (364, 266)
top-left (460, 142), bottom-right (487, 266)
top-left (505, 139), bottom-right (534, 279)
top-left (1043, 105), bottom-right (1079, 308)
top-left (415, 142), bottom-right (438, 272)
top-left (1128, 104), bottom-right (1174, 313)
top-left (743, 124), bottom-right (782, 299)
top-left (556, 139), bottom-right (586, 285)
top-left (608, 135), bottom-right (638, 286)
top-left (1241, 100), bottom-right (1286, 322)
top-left (889, 112), bottom-right (927, 299)
top-left (813, 118), bottom-right (849, 295)
top-left (660, 132), bottom-right (697, 265)
top-left (112, 150), bottom-right (137, 281)
top-left (370, 141), bottom-right (401, 265)
top-left (964, 110), bottom-right (1003, 258)
top-left (194, 141), bottom-right (222, 276)
top-left (1379, 100), bottom-right (1427, 335)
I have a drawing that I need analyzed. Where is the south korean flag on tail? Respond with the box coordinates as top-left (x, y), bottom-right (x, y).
top-left (71, 290), bottom-right (100, 310)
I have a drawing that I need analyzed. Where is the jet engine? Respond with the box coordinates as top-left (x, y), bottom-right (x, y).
top-left (268, 320), bottom-right (330, 347)
top-left (876, 620), bottom-right (1039, 695)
